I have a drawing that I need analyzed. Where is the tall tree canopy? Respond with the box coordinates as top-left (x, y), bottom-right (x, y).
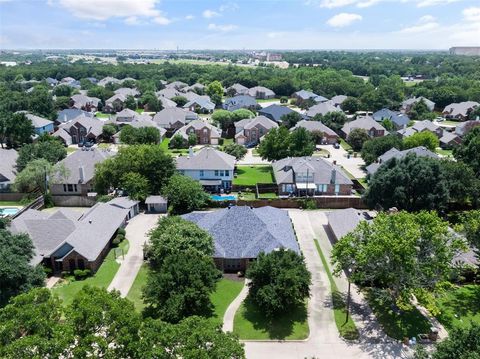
top-left (258, 126), bottom-right (315, 161)
top-left (161, 174), bottom-right (209, 215)
top-left (361, 135), bottom-right (403, 165)
top-left (453, 126), bottom-right (480, 176)
top-left (403, 131), bottom-right (439, 152)
top-left (16, 135), bottom-right (67, 171)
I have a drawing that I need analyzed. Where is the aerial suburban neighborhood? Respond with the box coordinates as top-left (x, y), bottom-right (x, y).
top-left (1, 1), bottom-right (480, 359)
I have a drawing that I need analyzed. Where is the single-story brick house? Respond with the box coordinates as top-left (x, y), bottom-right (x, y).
top-left (291, 120), bottom-right (339, 144)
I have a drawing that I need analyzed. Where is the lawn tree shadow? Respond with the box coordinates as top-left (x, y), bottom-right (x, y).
top-left (436, 285), bottom-right (480, 330)
top-left (242, 297), bottom-right (308, 340)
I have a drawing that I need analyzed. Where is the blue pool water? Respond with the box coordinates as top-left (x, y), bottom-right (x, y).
top-left (211, 195), bottom-right (237, 201)
top-left (0, 207), bottom-right (19, 216)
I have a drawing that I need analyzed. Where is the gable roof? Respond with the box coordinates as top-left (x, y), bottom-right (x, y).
top-left (330, 95), bottom-right (348, 106)
top-left (56, 109), bottom-right (93, 123)
top-left (61, 116), bottom-right (104, 138)
top-left (153, 108), bottom-right (198, 128)
top-left (176, 147), bottom-right (235, 171)
top-left (342, 116), bottom-right (386, 136)
top-left (327, 208), bottom-right (370, 241)
top-left (55, 148), bottom-right (113, 184)
top-left (172, 120), bottom-right (221, 140)
top-left (443, 101), bottom-right (479, 117)
top-left (412, 120), bottom-right (440, 133)
top-left (227, 83), bottom-right (249, 95)
top-left (373, 108), bottom-right (410, 128)
top-left (70, 94), bottom-right (100, 108)
top-left (23, 113), bottom-right (53, 129)
top-left (182, 206), bottom-right (300, 259)
top-left (291, 120), bottom-right (338, 137)
top-left (106, 94), bottom-right (127, 105)
top-left (306, 101), bottom-right (342, 117)
top-left (97, 77), bottom-right (121, 87)
top-left (183, 96), bottom-right (215, 111)
top-left (222, 95), bottom-right (258, 111)
top-left (246, 86), bottom-right (275, 98)
top-left (114, 87), bottom-right (140, 97)
top-left (156, 88), bottom-right (182, 99)
top-left (440, 131), bottom-right (461, 145)
top-left (366, 146), bottom-right (439, 175)
top-left (455, 120), bottom-right (480, 137)
top-left (402, 97), bottom-right (435, 111)
top-left (258, 104), bottom-right (298, 123)
top-left (157, 96), bottom-right (177, 109)
top-left (165, 81), bottom-right (188, 90)
top-left (0, 148), bottom-right (18, 183)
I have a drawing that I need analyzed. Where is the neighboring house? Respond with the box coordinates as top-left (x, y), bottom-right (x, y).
top-left (172, 119), bottom-right (221, 145)
top-left (56, 109), bottom-right (93, 125)
top-left (258, 104), bottom-right (302, 123)
top-left (401, 97), bottom-right (435, 113)
top-left (50, 148), bottom-right (114, 196)
top-left (46, 77), bottom-right (58, 86)
top-left (330, 95), bottom-right (348, 107)
top-left (365, 146), bottom-right (439, 175)
top-left (272, 156), bottom-right (353, 196)
top-left (182, 83), bottom-right (205, 94)
top-left (327, 208), bottom-right (373, 242)
top-left (341, 116), bottom-right (386, 138)
top-left (70, 94), bottom-right (100, 112)
top-left (107, 197), bottom-right (140, 220)
top-left (177, 147), bottom-right (235, 192)
top-left (113, 116), bottom-right (166, 144)
top-left (165, 81), bottom-right (188, 90)
top-left (156, 88), bottom-right (182, 100)
top-left (226, 83), bottom-right (249, 96)
top-left (54, 116), bottom-right (104, 145)
top-left (291, 90), bottom-right (328, 105)
top-left (157, 96), bottom-right (177, 109)
top-left (22, 113), bottom-right (54, 135)
top-left (291, 120), bottom-right (339, 144)
top-left (443, 101), bottom-right (479, 121)
top-left (0, 149), bottom-right (18, 191)
top-left (85, 77), bottom-right (98, 84)
top-left (455, 119), bottom-right (480, 137)
top-left (234, 115), bottom-right (278, 146)
top-left (182, 91), bottom-right (201, 102)
top-left (306, 101), bottom-right (343, 118)
top-left (61, 77), bottom-right (81, 89)
top-left (246, 86), bottom-right (275, 99)
top-left (97, 76), bottom-right (122, 87)
top-left (114, 108), bottom-right (137, 123)
top-left (439, 131), bottom-right (461, 149)
top-left (222, 95), bottom-right (259, 111)
top-left (145, 195), bottom-right (168, 213)
top-left (183, 96), bottom-right (215, 113)
top-left (182, 205), bottom-right (300, 272)
top-left (114, 87), bottom-right (140, 97)
top-left (411, 120), bottom-right (443, 138)
top-left (105, 94), bottom-right (128, 113)
top-left (397, 126), bottom-right (417, 138)
top-left (153, 108), bottom-right (198, 131)
top-left (10, 199), bottom-right (137, 272)
top-left (372, 108), bottom-right (410, 130)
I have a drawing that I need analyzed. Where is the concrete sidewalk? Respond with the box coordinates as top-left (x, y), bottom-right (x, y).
top-left (223, 279), bottom-right (250, 332)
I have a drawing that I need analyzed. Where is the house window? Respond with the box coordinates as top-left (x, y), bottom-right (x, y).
top-left (67, 184), bottom-right (74, 192)
top-left (63, 184), bottom-right (67, 192)
top-left (214, 170), bottom-right (219, 176)
top-left (335, 184), bottom-right (340, 194)
top-left (200, 170), bottom-right (204, 177)
top-left (74, 184), bottom-right (77, 192)
top-left (219, 170), bottom-right (224, 177)
top-left (225, 170), bottom-right (229, 176)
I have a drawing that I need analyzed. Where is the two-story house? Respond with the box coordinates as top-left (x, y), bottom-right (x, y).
top-left (152, 108), bottom-right (198, 133)
top-left (21, 112), bottom-right (54, 135)
top-left (172, 119), bottom-right (221, 145)
top-left (341, 116), bottom-right (386, 138)
top-left (69, 94), bottom-right (100, 112)
top-left (272, 156), bottom-right (353, 196)
top-left (53, 116), bottom-right (103, 145)
top-left (176, 147), bottom-right (236, 192)
top-left (234, 115), bottom-right (278, 146)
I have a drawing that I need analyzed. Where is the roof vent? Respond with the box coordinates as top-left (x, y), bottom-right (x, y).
top-left (89, 220), bottom-right (92, 224)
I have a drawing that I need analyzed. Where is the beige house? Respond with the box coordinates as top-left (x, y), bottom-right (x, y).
top-left (234, 115), bottom-right (278, 146)
top-left (172, 119), bottom-right (221, 145)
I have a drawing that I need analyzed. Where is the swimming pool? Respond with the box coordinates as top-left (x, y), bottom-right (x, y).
top-left (210, 195), bottom-right (237, 201)
top-left (0, 207), bottom-right (19, 216)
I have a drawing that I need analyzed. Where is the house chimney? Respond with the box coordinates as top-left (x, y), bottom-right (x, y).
top-left (188, 146), bottom-right (194, 157)
top-left (79, 166), bottom-right (85, 183)
top-left (330, 168), bottom-right (337, 184)
top-left (333, 160), bottom-right (337, 165)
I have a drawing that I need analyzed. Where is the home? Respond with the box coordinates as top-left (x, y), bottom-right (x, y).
top-left (46, 77), bottom-right (58, 86)
top-left (291, 120), bottom-right (338, 144)
top-left (165, 81), bottom-right (188, 90)
top-left (291, 90), bottom-right (328, 106)
top-left (272, 156), bottom-right (353, 196)
top-left (439, 131), bottom-right (461, 149)
top-left (105, 94), bottom-right (128, 113)
top-left (411, 120), bottom-right (443, 138)
top-left (152, 108), bottom-right (198, 132)
top-left (455, 120), bottom-right (480, 137)
top-left (97, 76), bottom-right (122, 87)
top-left (327, 208), bottom-right (374, 242)
top-left (61, 77), bottom-right (81, 89)
top-left (0, 149), bottom-right (18, 191)
top-left (182, 91), bottom-right (201, 102)
top-left (372, 108), bottom-right (410, 130)
top-left (114, 108), bottom-right (138, 123)
top-left (330, 95), bottom-right (348, 107)
top-left (107, 196), bottom-right (140, 220)
top-left (156, 88), bottom-right (182, 100)
top-left (56, 109), bottom-right (94, 125)
top-left (258, 104), bottom-right (302, 123)
top-left (50, 148), bottom-right (114, 197)
top-left (365, 146), bottom-right (439, 176)
top-left (10, 198), bottom-right (138, 273)
top-left (246, 86), bottom-right (275, 99)
top-left (70, 94), bottom-right (100, 112)
top-left (157, 96), bottom-right (177, 109)
top-left (183, 96), bottom-right (215, 113)
top-left (21, 112), bottom-right (54, 135)
top-left (226, 83), bottom-right (249, 96)
top-left (401, 97), bottom-right (435, 113)
top-left (53, 116), bottom-right (104, 145)
top-left (176, 147), bottom-right (235, 192)
top-left (145, 195), bottom-right (168, 213)
top-left (172, 119), bottom-right (221, 145)
top-left (341, 116), bottom-right (387, 138)
top-left (306, 101), bottom-right (343, 118)
top-left (234, 115), bottom-right (278, 146)
top-left (182, 83), bottom-right (205, 94)
top-left (182, 205), bottom-right (300, 272)
top-left (222, 95), bottom-right (259, 111)
top-left (443, 101), bottom-right (479, 121)
top-left (114, 87), bottom-right (140, 98)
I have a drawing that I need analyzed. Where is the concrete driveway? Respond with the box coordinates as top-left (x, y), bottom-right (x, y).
top-left (318, 144), bottom-right (366, 179)
top-left (237, 149), bottom-right (271, 165)
top-left (108, 212), bottom-right (161, 297)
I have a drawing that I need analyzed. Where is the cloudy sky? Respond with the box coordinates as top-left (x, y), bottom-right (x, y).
top-left (0, 0), bottom-right (479, 50)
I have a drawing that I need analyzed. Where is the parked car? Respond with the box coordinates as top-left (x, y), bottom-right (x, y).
top-left (333, 142), bottom-right (340, 149)
top-left (77, 140), bottom-right (85, 148)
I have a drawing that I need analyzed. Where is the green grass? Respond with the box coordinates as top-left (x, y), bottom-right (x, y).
top-left (258, 192), bottom-right (278, 199)
top-left (159, 138), bottom-right (190, 155)
top-left (234, 191), bottom-right (256, 200)
top-left (233, 165), bottom-right (274, 186)
top-left (0, 200), bottom-right (23, 206)
top-left (314, 239), bottom-right (359, 340)
top-left (233, 298), bottom-right (309, 340)
top-left (439, 120), bottom-right (459, 126)
top-left (51, 241), bottom-right (129, 307)
top-left (97, 143), bottom-right (110, 150)
top-left (357, 178), bottom-right (368, 189)
top-left (126, 264), bottom-right (149, 312)
top-left (66, 147), bottom-right (77, 154)
top-left (435, 284), bottom-right (480, 332)
top-left (340, 139), bottom-right (353, 151)
top-left (221, 138), bottom-right (234, 147)
top-left (209, 278), bottom-right (245, 326)
top-left (436, 148), bottom-right (453, 157)
top-left (135, 109), bottom-right (144, 114)
top-left (256, 98), bottom-right (280, 103)
top-left (365, 289), bottom-right (431, 340)
top-left (95, 112), bottom-right (110, 119)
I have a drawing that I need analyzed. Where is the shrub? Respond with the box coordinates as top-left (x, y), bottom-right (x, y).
top-left (73, 269), bottom-right (92, 280)
top-left (280, 96), bottom-right (288, 104)
top-left (300, 198), bottom-right (317, 210)
top-left (117, 228), bottom-right (126, 236)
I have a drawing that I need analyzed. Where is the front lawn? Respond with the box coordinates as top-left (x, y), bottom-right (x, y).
top-left (340, 139), bottom-right (353, 151)
top-left (95, 112), bottom-right (110, 119)
top-left (159, 138), bottom-right (190, 155)
top-left (436, 148), bottom-right (453, 157)
top-left (233, 298), bottom-right (309, 340)
top-left (51, 240), bottom-right (128, 307)
top-left (209, 277), bottom-right (244, 326)
top-left (126, 264), bottom-right (148, 312)
top-left (435, 284), bottom-right (480, 332)
top-left (233, 165), bottom-right (274, 186)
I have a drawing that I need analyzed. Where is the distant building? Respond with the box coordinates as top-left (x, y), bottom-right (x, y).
top-left (449, 47), bottom-right (480, 56)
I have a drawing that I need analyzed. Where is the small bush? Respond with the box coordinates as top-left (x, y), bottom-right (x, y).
top-left (43, 266), bottom-right (53, 277)
top-left (112, 234), bottom-right (125, 245)
top-left (97, 195), bottom-right (111, 203)
top-left (300, 198), bottom-right (317, 210)
top-left (117, 228), bottom-right (126, 236)
top-left (218, 138), bottom-right (224, 146)
top-left (73, 269), bottom-right (91, 280)
top-left (280, 96), bottom-right (288, 104)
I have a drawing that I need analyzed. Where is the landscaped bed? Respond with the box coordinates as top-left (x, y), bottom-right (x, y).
top-left (233, 165), bottom-right (274, 186)
top-left (435, 284), bottom-right (480, 331)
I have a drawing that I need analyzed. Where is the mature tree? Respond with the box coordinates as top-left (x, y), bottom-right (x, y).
top-left (13, 159), bottom-right (51, 193)
top-left (169, 134), bottom-right (186, 149)
top-left (332, 211), bottom-right (465, 306)
top-left (171, 95), bottom-right (188, 107)
top-left (312, 112), bottom-right (348, 134)
top-left (102, 124), bottom-right (117, 142)
top-left (222, 143), bottom-right (247, 160)
top-left (381, 118), bottom-right (394, 131)
top-left (52, 84), bottom-right (73, 97)
top-left (469, 106), bottom-right (480, 120)
top-left (347, 128), bottom-right (370, 152)
top-left (288, 127), bottom-right (316, 157)
top-left (27, 87), bottom-right (54, 117)
top-left (212, 110), bottom-right (233, 132)
top-left (141, 91), bottom-right (162, 112)
top-left (257, 126), bottom-right (291, 161)
top-left (54, 96), bottom-right (70, 110)
top-left (0, 112), bottom-right (34, 148)
top-left (0, 230), bottom-right (45, 307)
top-left (206, 81), bottom-right (224, 106)
top-left (441, 160), bottom-right (480, 207)
top-left (247, 249), bottom-right (311, 318)
top-left (408, 99), bottom-right (435, 121)
top-left (231, 108), bottom-right (255, 122)
top-left (361, 135), bottom-right (403, 165)
top-left (281, 112), bottom-right (303, 129)
top-left (143, 251), bottom-right (221, 323)
top-left (94, 145), bottom-right (175, 196)
top-left (119, 125), bottom-right (160, 145)
top-left (341, 97), bottom-right (361, 113)
top-left (403, 131), bottom-right (439, 152)
top-left (453, 127), bottom-right (480, 175)
top-left (124, 95), bottom-right (137, 110)
top-left (87, 86), bottom-right (113, 102)
top-left (187, 132), bottom-right (197, 146)
top-left (120, 172), bottom-right (150, 201)
top-left (16, 136), bottom-right (67, 171)
top-left (365, 154), bottom-right (449, 211)
top-left (456, 210), bottom-right (480, 260)
top-left (162, 173), bottom-right (209, 215)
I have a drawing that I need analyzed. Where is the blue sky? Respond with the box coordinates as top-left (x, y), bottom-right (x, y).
top-left (0, 0), bottom-right (479, 49)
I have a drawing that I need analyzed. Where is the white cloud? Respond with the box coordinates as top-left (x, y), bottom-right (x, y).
top-left (308, 0), bottom-right (378, 8)
top-left (415, 0), bottom-right (459, 8)
top-left (463, 7), bottom-right (480, 22)
top-left (317, 0), bottom-right (357, 8)
top-left (326, 13), bottom-right (362, 27)
top-left (56, 0), bottom-right (161, 20)
top-left (185, 14), bottom-right (195, 20)
top-left (153, 15), bottom-right (171, 25)
top-left (208, 23), bottom-right (238, 32)
top-left (397, 15), bottom-right (439, 33)
top-left (203, 9), bottom-right (221, 18)
top-left (125, 16), bottom-right (140, 25)
top-left (219, 2), bottom-right (239, 12)
top-left (418, 15), bottom-right (435, 23)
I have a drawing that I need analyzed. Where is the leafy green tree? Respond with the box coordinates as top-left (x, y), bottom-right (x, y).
top-left (408, 99), bottom-right (435, 121)
top-left (456, 210), bottom-right (480, 260)
top-left (441, 160), bottom-right (480, 207)
top-left (102, 124), bottom-right (117, 142)
top-left (453, 127), bottom-right (480, 175)
top-left (119, 125), bottom-right (160, 145)
top-left (247, 249), bottom-right (311, 318)
top-left (332, 211), bottom-right (465, 307)
top-left (120, 172), bottom-right (150, 201)
top-left (124, 95), bottom-right (137, 110)
top-left (27, 87), bottom-right (54, 117)
top-left (169, 134), bottom-right (186, 149)
top-left (162, 174), bottom-right (209, 215)
top-left (281, 112), bottom-right (303, 129)
top-left (347, 128), bottom-right (370, 152)
top-left (87, 86), bottom-right (113, 102)
top-left (341, 97), bottom-right (361, 113)
top-left (188, 132), bottom-right (197, 146)
top-left (0, 112), bottom-right (34, 148)
top-left (403, 131), bottom-right (439, 152)
top-left (257, 126), bottom-right (291, 161)
top-left (206, 81), bottom-right (224, 106)
top-left (54, 96), bottom-right (70, 110)
top-left (171, 96), bottom-right (188, 107)
top-left (381, 118), bottom-right (394, 131)
top-left (141, 91), bottom-right (162, 112)
top-left (143, 251), bottom-right (221, 323)
top-left (361, 135), bottom-right (403, 165)
top-left (365, 154), bottom-right (449, 211)
top-left (52, 84), bottom-right (73, 97)
top-left (222, 143), bottom-right (247, 160)
top-left (16, 137), bottom-right (67, 171)
top-left (212, 109), bottom-right (233, 132)
top-left (0, 230), bottom-right (45, 306)
top-left (288, 127), bottom-right (316, 157)
top-left (312, 112), bottom-right (347, 134)
top-left (13, 159), bottom-right (51, 193)
top-left (231, 109), bottom-right (255, 122)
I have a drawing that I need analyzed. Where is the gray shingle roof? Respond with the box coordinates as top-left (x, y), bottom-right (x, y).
top-left (341, 116), bottom-right (386, 136)
top-left (97, 77), bottom-right (121, 87)
top-left (182, 206), bottom-right (300, 259)
top-left (145, 195), bottom-right (167, 204)
top-left (114, 87), bottom-right (140, 97)
top-left (222, 95), bottom-right (258, 111)
top-left (0, 148), bottom-right (18, 183)
top-left (455, 120), bottom-right (480, 137)
top-left (56, 148), bottom-right (113, 184)
top-left (440, 131), bottom-right (460, 145)
top-left (153, 108), bottom-right (198, 128)
top-left (306, 101), bottom-right (342, 117)
top-left (412, 120), bottom-right (440, 133)
top-left (176, 147), bottom-right (235, 170)
top-left (330, 95), bottom-right (348, 106)
top-left (107, 196), bottom-right (139, 209)
top-left (173, 119), bottom-right (221, 140)
top-left (183, 96), bottom-right (215, 111)
top-left (291, 120), bottom-right (338, 137)
top-left (24, 113), bottom-right (53, 129)
top-left (443, 101), bottom-right (479, 118)
top-left (227, 83), bottom-right (249, 95)
top-left (402, 97), bottom-right (435, 111)
top-left (258, 104), bottom-right (299, 123)
top-left (157, 96), bottom-right (177, 108)
top-left (327, 208), bottom-right (367, 241)
top-left (70, 94), bottom-right (100, 108)
top-left (165, 81), bottom-right (188, 90)
top-left (366, 146), bottom-right (439, 175)
top-left (56, 109), bottom-right (94, 123)
top-left (156, 88), bottom-right (182, 100)
top-left (246, 86), bottom-right (275, 98)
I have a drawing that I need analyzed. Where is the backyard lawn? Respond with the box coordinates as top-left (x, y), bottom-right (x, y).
top-left (233, 165), bottom-right (274, 186)
top-left (95, 112), bottom-right (110, 119)
top-left (159, 138), bottom-right (190, 155)
top-left (435, 284), bottom-right (480, 332)
top-left (0, 200), bottom-right (24, 206)
top-left (51, 239), bottom-right (129, 307)
top-left (209, 277), bottom-right (245, 326)
top-left (258, 192), bottom-right (278, 199)
top-left (126, 264), bottom-right (148, 312)
top-left (233, 298), bottom-right (309, 340)
top-left (436, 148), bottom-right (453, 157)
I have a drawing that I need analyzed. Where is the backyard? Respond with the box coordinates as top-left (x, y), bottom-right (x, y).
top-left (233, 165), bottom-right (274, 186)
top-left (435, 284), bottom-right (480, 331)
